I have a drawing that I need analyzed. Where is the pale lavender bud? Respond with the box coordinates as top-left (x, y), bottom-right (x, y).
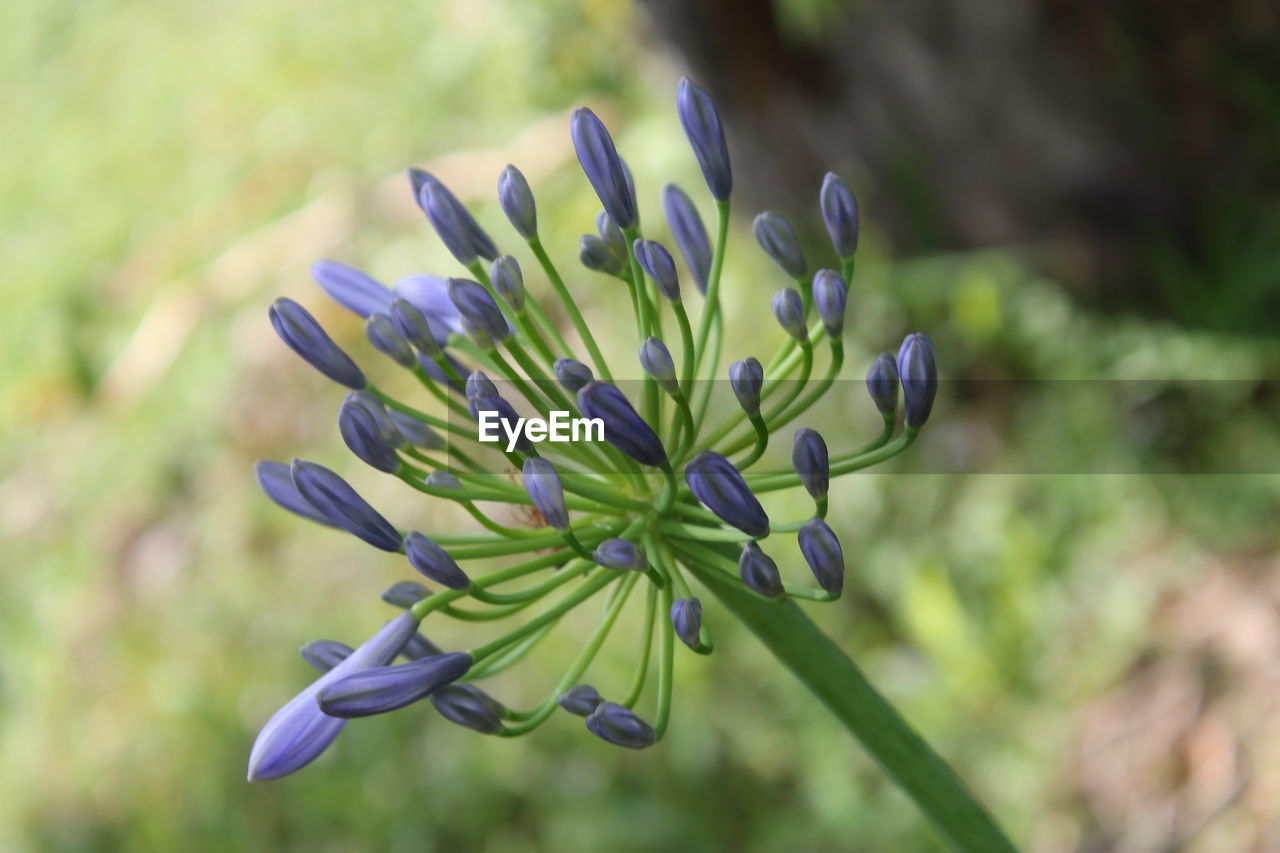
top-left (571, 108), bottom-right (637, 229)
top-left (676, 77), bottom-right (732, 201)
top-left (754, 212), bottom-right (807, 279)
top-left (497, 164), bottom-right (537, 239)
top-left (268, 298), bottom-right (365, 389)
top-left (311, 260), bottom-right (393, 318)
top-left (404, 532), bottom-right (471, 590)
top-left (317, 652), bottom-right (473, 718)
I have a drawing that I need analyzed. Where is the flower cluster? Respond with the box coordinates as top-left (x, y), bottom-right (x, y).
top-left (248, 77), bottom-right (937, 780)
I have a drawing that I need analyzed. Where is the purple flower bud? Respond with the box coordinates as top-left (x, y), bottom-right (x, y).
top-left (365, 312), bottom-right (416, 368)
top-left (579, 234), bottom-right (625, 277)
top-left (289, 459), bottom-right (402, 552)
top-left (311, 260), bottom-right (393, 318)
top-left (677, 77), bottom-right (732, 201)
top-left (738, 542), bottom-right (784, 599)
top-left (413, 171), bottom-right (498, 264)
top-left (820, 172), bottom-right (860, 258)
top-left (522, 457), bottom-right (569, 530)
top-left (401, 632), bottom-right (444, 661)
top-left (429, 684), bottom-right (505, 735)
top-left (386, 408), bottom-right (445, 451)
top-left (791, 428), bottom-right (829, 500)
top-left (425, 470), bottom-right (461, 490)
top-left (558, 684), bottom-right (603, 717)
top-left (812, 269), bottom-right (848, 337)
top-left (317, 651), bottom-right (473, 718)
top-left (300, 639), bottom-right (354, 672)
top-left (771, 288), bottom-right (808, 342)
top-left (662, 184), bottom-right (711, 294)
top-left (344, 391), bottom-right (404, 449)
top-left (447, 278), bottom-right (510, 344)
top-left (577, 381), bottom-right (667, 467)
top-left (865, 353), bottom-right (899, 417)
top-left (392, 275), bottom-right (461, 343)
top-left (754, 212), bottom-right (807, 279)
top-left (389, 298), bottom-right (442, 358)
top-left (255, 460), bottom-right (336, 527)
top-left (670, 597), bottom-right (703, 650)
top-left (596, 210), bottom-right (627, 260)
top-left (685, 451), bottom-right (770, 538)
top-left (465, 370), bottom-right (498, 401)
top-left (571, 107), bottom-right (637, 229)
top-left (497, 164), bottom-right (537, 239)
top-left (896, 332), bottom-right (938, 429)
top-left (592, 538), bottom-right (648, 572)
top-left (338, 397), bottom-right (401, 473)
top-left (381, 580), bottom-right (430, 609)
top-left (404, 532), bottom-right (471, 590)
top-left (585, 701), bottom-right (656, 749)
top-left (798, 518), bottom-right (844, 595)
top-left (553, 358), bottom-right (594, 393)
top-left (247, 612), bottom-right (417, 781)
top-left (490, 255), bottom-right (525, 312)
top-left (729, 358), bottom-right (764, 417)
top-left (639, 337), bottom-right (679, 395)
top-left (268, 298), bottom-right (366, 389)
top-left (634, 239), bottom-right (681, 302)
top-left (468, 393), bottom-right (531, 453)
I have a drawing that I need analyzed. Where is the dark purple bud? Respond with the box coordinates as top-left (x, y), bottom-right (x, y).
top-left (381, 580), bottom-right (430, 609)
top-left (791, 428), bottom-right (829, 500)
top-left (401, 632), bottom-right (444, 661)
top-left (317, 651), bottom-right (473, 718)
top-left (465, 370), bottom-right (498, 401)
top-left (338, 397), bottom-right (401, 473)
top-left (729, 358), bottom-right (763, 417)
top-left (365, 312), bottom-right (416, 368)
top-left (289, 460), bottom-right (402, 552)
top-left (634, 239), bottom-right (681, 302)
top-left (571, 107), bottom-right (637, 229)
top-left (812, 269), bottom-right (848, 337)
top-left (579, 234), bottom-right (625, 277)
top-left (389, 298), bottom-right (442, 358)
top-left (404, 532), bottom-right (470, 590)
top-left (738, 542), bottom-right (784, 599)
top-left (596, 210), bottom-right (627, 260)
top-left (392, 275), bottom-right (461, 344)
top-left (426, 470), bottom-right (461, 490)
top-left (865, 353), bottom-right (899, 417)
top-left (468, 393), bottom-right (531, 452)
top-left (247, 612), bottom-right (417, 781)
top-left (896, 332), bottom-right (938, 429)
top-left (585, 701), bottom-right (656, 749)
top-left (592, 538), bottom-right (648, 572)
top-left (558, 684), bottom-right (603, 716)
top-left (639, 337), bottom-right (679, 395)
top-left (771, 288), bottom-right (808, 342)
top-left (670, 597), bottom-right (703, 650)
top-left (386, 408), bottom-right (445, 451)
top-left (311, 260), bottom-right (393, 318)
top-left (447, 278), bottom-right (510, 344)
top-left (554, 358), bottom-right (594, 393)
top-left (268, 298), bottom-right (365, 389)
top-left (685, 451), bottom-right (770, 538)
top-left (522, 457), bottom-right (569, 530)
top-left (497, 164), bottom-right (537, 239)
top-left (344, 391), bottom-right (404, 449)
top-left (820, 172), bottom-right (860, 258)
top-left (662, 184), bottom-right (711, 294)
top-left (414, 171), bottom-right (498, 264)
top-left (798, 518), bottom-right (844, 596)
top-left (754, 212), bottom-right (807, 279)
top-left (430, 684), bottom-right (505, 734)
top-left (255, 460), bottom-right (336, 527)
top-left (301, 640), bottom-right (354, 672)
top-left (677, 77), bottom-right (732, 201)
top-left (577, 381), bottom-right (667, 467)
top-left (490, 255), bottom-right (524, 312)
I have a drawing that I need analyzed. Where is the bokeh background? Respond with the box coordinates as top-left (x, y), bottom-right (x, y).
top-left (3, 0), bottom-right (1279, 850)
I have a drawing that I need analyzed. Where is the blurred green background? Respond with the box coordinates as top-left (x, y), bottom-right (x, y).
top-left (3, 1), bottom-right (1279, 851)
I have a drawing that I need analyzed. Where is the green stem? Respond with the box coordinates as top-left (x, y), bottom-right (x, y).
top-left (529, 237), bottom-right (613, 382)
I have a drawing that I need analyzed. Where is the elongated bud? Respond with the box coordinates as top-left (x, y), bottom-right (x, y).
top-left (497, 164), bottom-right (537, 239)
top-left (791, 428), bottom-right (829, 500)
top-left (577, 382), bottom-right (667, 467)
top-left (414, 172), bottom-right (498, 263)
top-left (522, 457), bottom-right (569, 530)
top-left (448, 278), bottom-right (510, 343)
top-left (596, 210), bottom-right (626, 260)
top-left (738, 542), bottom-right (784, 599)
top-left (896, 332), bottom-right (938, 429)
top-left (639, 337), bottom-right (679, 395)
top-left (301, 640), bottom-right (354, 672)
top-left (592, 538), bottom-right (648, 572)
top-left (381, 580), bottom-right (430, 609)
top-left (634, 239), bottom-right (681, 302)
top-left (558, 684), bottom-right (603, 717)
top-left (426, 470), bottom-right (461, 490)
top-left (865, 353), bottom-right (899, 416)
top-left (317, 651), bottom-right (473, 718)
top-left (490, 255), bottom-right (525, 312)
top-left (670, 598), bottom-right (703, 650)
top-left (404, 532), bottom-right (470, 590)
top-left (344, 391), bottom-right (403, 449)
top-left (798, 518), bottom-right (844, 595)
top-left (401, 632), bottom-right (444, 661)
top-left (365, 312), bottom-right (416, 368)
top-left (268, 298), bottom-right (365, 389)
top-left (339, 398), bottom-right (401, 473)
top-left (729, 358), bottom-right (763, 417)
top-left (255, 460), bottom-right (337, 527)
top-left (571, 107), bottom-right (637, 229)
top-left (771, 288), bottom-right (808, 342)
top-left (585, 701), bottom-right (656, 749)
top-left (684, 451), bottom-right (770, 538)
top-left (554, 358), bottom-right (593, 393)
top-left (754, 212), bottom-right (807, 279)
top-left (677, 77), bottom-right (732, 201)
top-left (579, 234), bottom-right (625, 276)
top-left (290, 460), bottom-right (402, 551)
top-left (390, 298), bottom-right (442, 358)
top-left (812, 269), bottom-right (848, 337)
top-left (386, 408), bottom-right (445, 451)
top-left (430, 684), bottom-right (505, 734)
top-left (465, 370), bottom-right (498, 401)
top-left (311, 260), bottom-right (393, 318)
top-left (820, 172), bottom-right (860, 259)
top-left (662, 184), bottom-right (711, 293)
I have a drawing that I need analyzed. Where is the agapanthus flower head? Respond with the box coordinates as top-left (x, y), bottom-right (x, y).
top-left (491, 255), bottom-right (525, 312)
top-left (522, 457), bottom-right (570, 530)
top-left (365, 312), bottom-right (417, 368)
top-left (812, 269), bottom-right (848, 337)
top-left (791, 428), bottom-right (830, 500)
top-left (318, 651), bottom-right (473, 718)
top-left (634, 238), bottom-right (681, 302)
top-left (897, 332), bottom-right (938, 429)
top-left (662, 184), bottom-right (711, 293)
top-left (571, 107), bottom-right (637, 229)
top-left (771, 288), bottom-right (808, 342)
top-left (585, 701), bottom-right (656, 749)
top-left (497, 164), bottom-right (537, 239)
top-left (685, 451), bottom-right (769, 538)
top-left (577, 381), bottom-right (667, 467)
top-left (338, 396), bottom-right (401, 473)
top-left (677, 77), bottom-right (732, 201)
top-left (820, 172), bottom-right (860, 259)
top-left (798, 518), bottom-right (844, 596)
top-left (405, 532), bottom-right (471, 590)
top-left (866, 353), bottom-right (899, 417)
top-left (729, 358), bottom-right (764, 417)
top-left (311, 260), bottom-right (393, 318)
top-left (754, 212), bottom-right (807, 279)
top-left (268, 298), bottom-right (365, 389)
top-left (553, 358), bottom-right (594, 393)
